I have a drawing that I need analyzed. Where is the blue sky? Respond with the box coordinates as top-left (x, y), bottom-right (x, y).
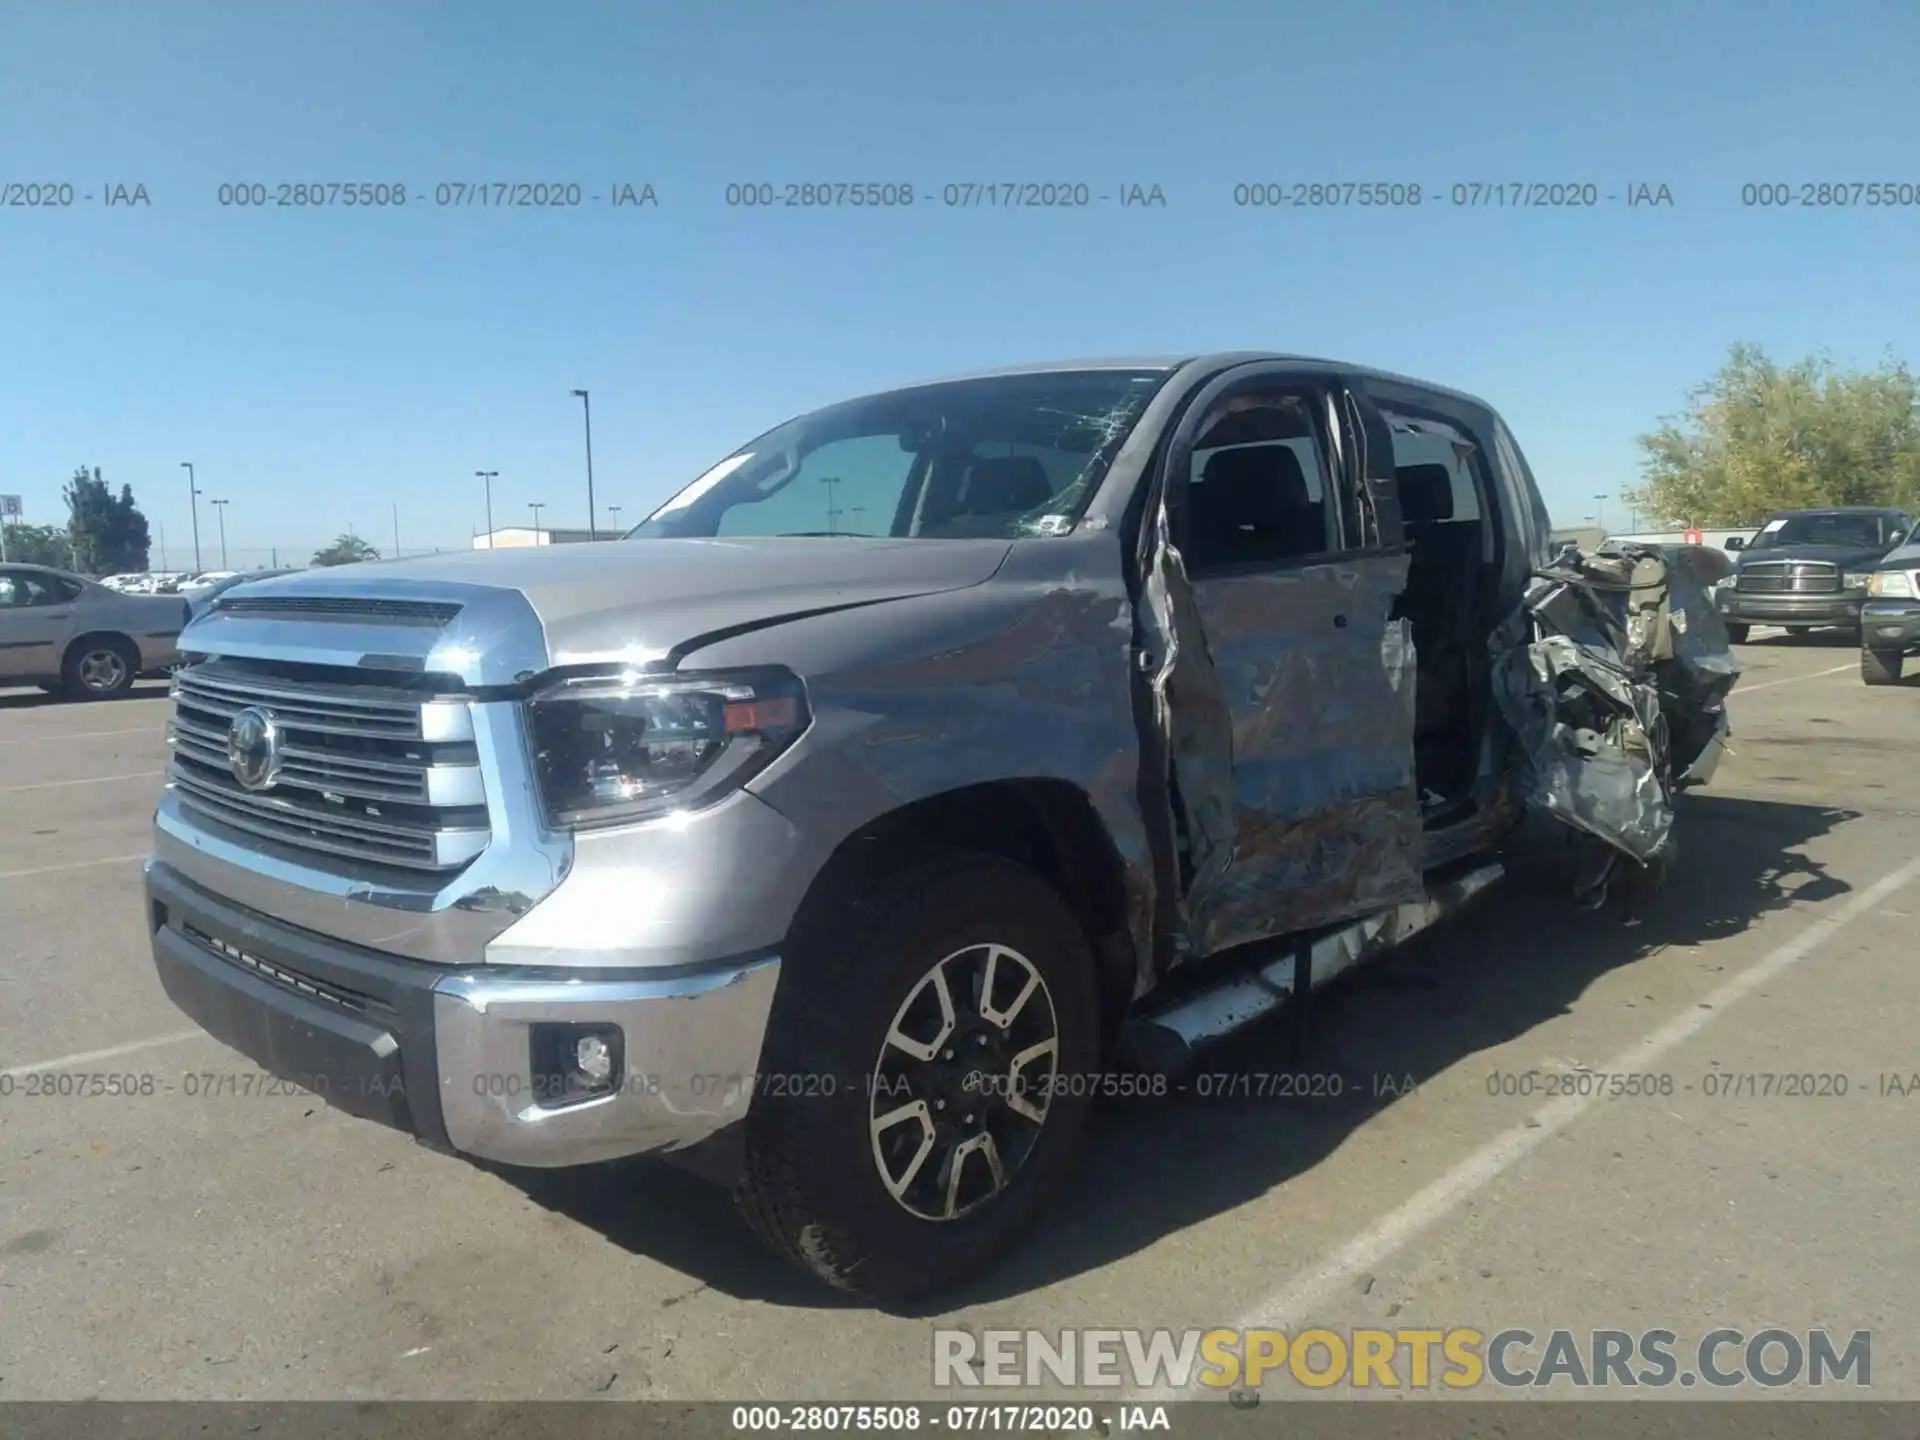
top-left (3, 0), bottom-right (1917, 569)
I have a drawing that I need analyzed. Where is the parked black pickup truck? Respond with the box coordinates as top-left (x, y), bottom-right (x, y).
top-left (1716, 507), bottom-right (1912, 643)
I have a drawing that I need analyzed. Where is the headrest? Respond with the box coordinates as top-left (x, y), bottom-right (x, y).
top-left (962, 456), bottom-right (1052, 515)
top-left (1198, 446), bottom-right (1312, 524)
top-left (1396, 463), bottom-right (1456, 523)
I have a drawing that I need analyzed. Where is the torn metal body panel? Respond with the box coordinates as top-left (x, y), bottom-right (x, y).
top-left (1135, 363), bottom-right (1428, 967)
top-left (1490, 543), bottom-right (1740, 867)
top-left (1177, 559), bottom-right (1425, 954)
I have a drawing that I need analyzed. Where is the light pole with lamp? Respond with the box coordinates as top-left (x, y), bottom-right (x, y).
top-left (529, 501), bottom-right (546, 545)
top-left (182, 462), bottom-right (203, 571)
top-left (571, 389), bottom-right (598, 538)
top-left (475, 470), bottom-right (498, 548)
top-left (209, 498), bottom-right (230, 568)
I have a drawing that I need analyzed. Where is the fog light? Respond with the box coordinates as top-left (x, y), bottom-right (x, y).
top-left (529, 1022), bottom-right (624, 1105)
top-left (574, 1033), bottom-right (613, 1084)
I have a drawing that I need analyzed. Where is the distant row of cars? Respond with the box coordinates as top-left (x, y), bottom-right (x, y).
top-left (1, 563), bottom-right (298, 700)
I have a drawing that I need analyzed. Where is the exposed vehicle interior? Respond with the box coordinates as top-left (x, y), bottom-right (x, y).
top-left (1171, 395), bottom-right (1503, 829)
top-left (1384, 415), bottom-right (1501, 816)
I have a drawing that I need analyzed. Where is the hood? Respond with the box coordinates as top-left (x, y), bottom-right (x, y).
top-left (1737, 540), bottom-right (1891, 568)
top-left (195, 537), bottom-right (1013, 682)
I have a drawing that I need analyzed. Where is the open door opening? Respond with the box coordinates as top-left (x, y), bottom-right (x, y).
top-left (1377, 413), bottom-right (1506, 831)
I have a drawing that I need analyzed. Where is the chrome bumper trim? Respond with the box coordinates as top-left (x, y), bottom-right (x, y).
top-left (431, 958), bottom-right (780, 1167)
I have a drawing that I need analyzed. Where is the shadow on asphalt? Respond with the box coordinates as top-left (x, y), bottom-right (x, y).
top-left (497, 795), bottom-right (1859, 1313)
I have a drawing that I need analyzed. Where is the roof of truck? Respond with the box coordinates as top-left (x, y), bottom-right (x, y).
top-left (840, 353), bottom-right (1496, 414)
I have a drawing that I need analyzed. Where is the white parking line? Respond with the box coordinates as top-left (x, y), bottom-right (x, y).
top-left (1737, 662), bottom-right (1855, 694)
top-left (0, 770), bottom-right (164, 794)
top-left (1142, 851), bottom-right (1920, 1399)
top-left (0, 727), bottom-right (158, 746)
top-left (2, 1030), bottom-right (210, 1080)
top-left (0, 852), bottom-right (148, 882)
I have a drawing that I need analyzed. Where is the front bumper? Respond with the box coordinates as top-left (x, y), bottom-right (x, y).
top-left (1717, 589), bottom-right (1863, 626)
top-left (1860, 599), bottom-right (1920, 651)
top-left (145, 860), bottom-right (780, 1168)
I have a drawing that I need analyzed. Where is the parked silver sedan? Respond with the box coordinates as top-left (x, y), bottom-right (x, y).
top-left (0, 563), bottom-right (192, 699)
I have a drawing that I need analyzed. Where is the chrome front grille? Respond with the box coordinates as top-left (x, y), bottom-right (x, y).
top-left (1737, 560), bottom-right (1840, 594)
top-left (166, 660), bottom-right (490, 874)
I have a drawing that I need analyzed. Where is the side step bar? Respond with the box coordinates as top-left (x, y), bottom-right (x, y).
top-left (1118, 861), bottom-right (1505, 1076)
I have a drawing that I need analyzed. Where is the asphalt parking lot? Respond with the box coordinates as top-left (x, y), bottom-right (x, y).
top-left (2, 633), bottom-right (1917, 1404)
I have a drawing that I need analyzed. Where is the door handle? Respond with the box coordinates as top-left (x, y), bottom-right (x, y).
top-left (1333, 613), bottom-right (1349, 628)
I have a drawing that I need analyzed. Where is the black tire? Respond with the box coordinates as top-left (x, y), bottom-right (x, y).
top-left (1722, 622), bottom-right (1750, 644)
top-left (60, 634), bottom-right (139, 700)
top-left (1861, 645), bottom-right (1904, 686)
top-left (735, 848), bottom-right (1101, 1303)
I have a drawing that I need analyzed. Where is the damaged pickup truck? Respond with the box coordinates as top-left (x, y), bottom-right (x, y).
top-left (144, 355), bottom-right (1738, 1301)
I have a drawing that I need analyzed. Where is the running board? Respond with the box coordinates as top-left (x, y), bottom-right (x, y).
top-left (1118, 861), bottom-right (1506, 1076)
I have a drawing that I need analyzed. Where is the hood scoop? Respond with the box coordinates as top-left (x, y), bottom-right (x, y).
top-left (212, 596), bottom-right (465, 627)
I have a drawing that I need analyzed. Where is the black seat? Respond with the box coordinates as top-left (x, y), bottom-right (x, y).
top-left (1188, 446), bottom-right (1327, 567)
top-left (961, 456), bottom-right (1052, 516)
top-left (920, 455), bottom-right (1054, 537)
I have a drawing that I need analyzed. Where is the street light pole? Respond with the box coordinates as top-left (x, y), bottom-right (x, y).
top-left (571, 390), bottom-right (598, 538)
top-left (210, 498), bottom-right (229, 568)
top-left (181, 463), bottom-right (202, 571)
top-left (1594, 494), bottom-right (1608, 531)
top-left (608, 505), bottom-right (622, 532)
top-left (392, 501), bottom-right (401, 558)
top-left (529, 502), bottom-right (546, 545)
top-left (475, 471), bottom-right (498, 548)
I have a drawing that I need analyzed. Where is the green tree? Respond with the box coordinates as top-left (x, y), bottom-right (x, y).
top-left (0, 522), bottom-right (80, 568)
top-left (62, 466), bottom-right (152, 574)
top-left (312, 534), bottom-right (380, 566)
top-left (1625, 344), bottom-right (1920, 527)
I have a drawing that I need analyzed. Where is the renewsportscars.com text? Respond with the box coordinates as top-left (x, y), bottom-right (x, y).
top-left (932, 1327), bottom-right (1871, 1391)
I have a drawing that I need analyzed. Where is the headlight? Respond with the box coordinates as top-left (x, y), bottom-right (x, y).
top-left (526, 667), bottom-right (809, 828)
top-left (1844, 571), bottom-right (1875, 590)
top-left (1869, 570), bottom-right (1915, 598)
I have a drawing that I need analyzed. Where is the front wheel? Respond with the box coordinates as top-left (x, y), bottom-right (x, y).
top-left (1861, 645), bottom-right (1904, 685)
top-left (1722, 622), bottom-right (1750, 644)
top-left (735, 849), bottom-right (1101, 1302)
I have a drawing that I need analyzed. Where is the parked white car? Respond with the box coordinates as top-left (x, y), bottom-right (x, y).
top-left (0, 563), bottom-right (192, 698)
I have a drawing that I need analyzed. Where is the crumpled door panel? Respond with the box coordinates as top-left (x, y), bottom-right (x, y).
top-left (1139, 512), bottom-right (1425, 961)
top-left (1491, 543), bottom-right (1739, 876)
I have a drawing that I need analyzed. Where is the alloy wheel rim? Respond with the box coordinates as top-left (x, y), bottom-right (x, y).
top-left (80, 649), bottom-right (127, 691)
top-left (868, 942), bottom-right (1059, 1222)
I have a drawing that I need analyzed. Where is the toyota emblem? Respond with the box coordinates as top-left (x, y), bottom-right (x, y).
top-left (226, 707), bottom-right (284, 792)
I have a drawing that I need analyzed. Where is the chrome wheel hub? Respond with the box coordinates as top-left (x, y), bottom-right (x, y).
top-left (80, 649), bottom-right (128, 691)
top-left (869, 942), bottom-right (1059, 1222)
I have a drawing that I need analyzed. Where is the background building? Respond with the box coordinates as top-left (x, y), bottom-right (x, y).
top-left (471, 526), bottom-right (623, 549)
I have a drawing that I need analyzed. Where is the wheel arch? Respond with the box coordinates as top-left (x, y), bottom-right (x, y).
top-left (786, 779), bottom-right (1139, 1046)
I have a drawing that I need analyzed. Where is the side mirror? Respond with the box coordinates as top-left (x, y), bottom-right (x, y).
top-left (1724, 536), bottom-right (1745, 552)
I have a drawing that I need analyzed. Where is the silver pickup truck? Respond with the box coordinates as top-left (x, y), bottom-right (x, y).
top-left (144, 354), bottom-right (1737, 1301)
